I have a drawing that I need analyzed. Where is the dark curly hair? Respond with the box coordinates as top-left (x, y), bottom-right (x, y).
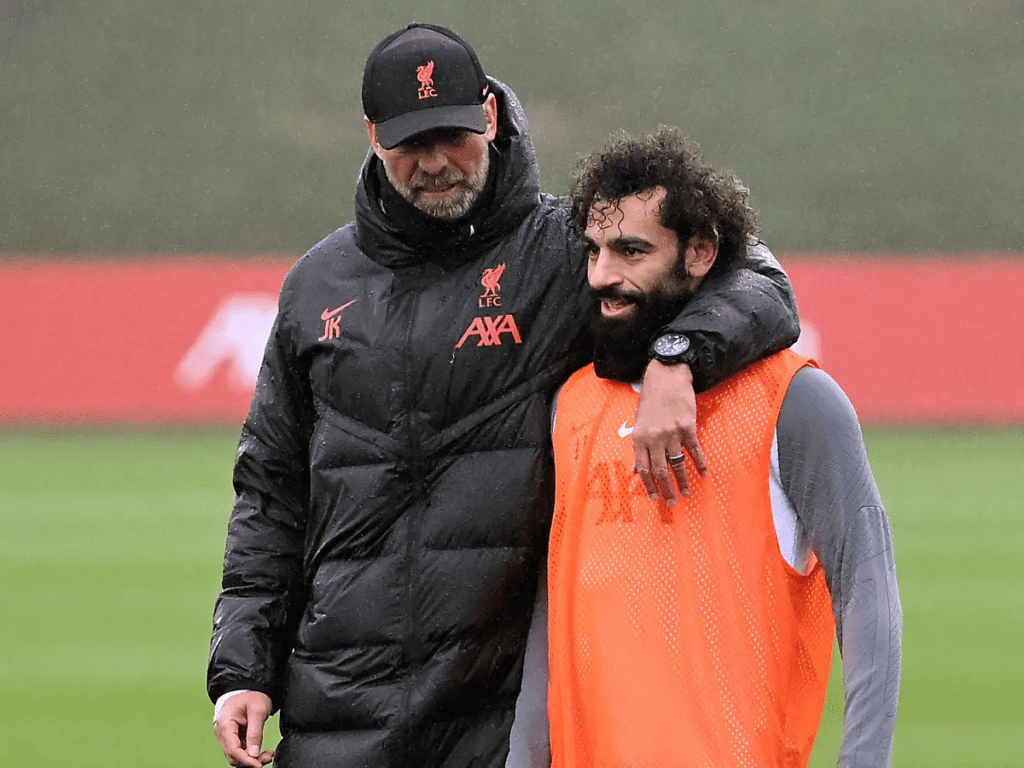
top-left (568, 128), bottom-right (759, 275)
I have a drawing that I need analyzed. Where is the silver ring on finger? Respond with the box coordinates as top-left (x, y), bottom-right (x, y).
top-left (667, 452), bottom-right (686, 464)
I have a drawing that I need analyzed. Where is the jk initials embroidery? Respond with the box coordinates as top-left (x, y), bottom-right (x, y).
top-left (318, 299), bottom-right (357, 342)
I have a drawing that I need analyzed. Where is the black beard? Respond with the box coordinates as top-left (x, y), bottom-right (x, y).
top-left (589, 287), bottom-right (693, 382)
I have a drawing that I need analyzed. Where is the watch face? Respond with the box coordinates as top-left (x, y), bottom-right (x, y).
top-left (654, 333), bottom-right (690, 357)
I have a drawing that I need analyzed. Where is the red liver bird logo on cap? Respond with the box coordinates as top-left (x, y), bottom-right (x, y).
top-left (417, 60), bottom-right (437, 99)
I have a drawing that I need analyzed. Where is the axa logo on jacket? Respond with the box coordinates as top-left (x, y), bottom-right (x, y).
top-left (455, 315), bottom-right (522, 348)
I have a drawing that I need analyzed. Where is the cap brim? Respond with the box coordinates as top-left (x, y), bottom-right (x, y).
top-left (374, 103), bottom-right (488, 150)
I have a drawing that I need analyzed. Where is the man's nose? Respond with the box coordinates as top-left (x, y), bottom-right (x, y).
top-left (587, 250), bottom-right (620, 290)
top-left (417, 144), bottom-right (449, 175)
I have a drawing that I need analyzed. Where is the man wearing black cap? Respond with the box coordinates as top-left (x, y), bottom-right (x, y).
top-left (208, 23), bottom-right (801, 768)
top-left (362, 25), bottom-right (497, 221)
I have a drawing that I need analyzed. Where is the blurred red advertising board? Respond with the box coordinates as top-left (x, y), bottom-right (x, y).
top-left (0, 257), bottom-right (292, 423)
top-left (785, 255), bottom-right (1023, 422)
top-left (1, 254), bottom-right (1022, 423)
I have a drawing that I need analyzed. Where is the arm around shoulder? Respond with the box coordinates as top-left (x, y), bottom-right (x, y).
top-left (656, 240), bottom-right (799, 393)
top-left (629, 241), bottom-right (799, 502)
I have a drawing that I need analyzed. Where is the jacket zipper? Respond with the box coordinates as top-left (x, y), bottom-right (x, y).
top-left (399, 287), bottom-right (424, 761)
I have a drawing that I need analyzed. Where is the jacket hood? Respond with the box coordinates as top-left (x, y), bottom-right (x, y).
top-left (354, 78), bottom-right (543, 270)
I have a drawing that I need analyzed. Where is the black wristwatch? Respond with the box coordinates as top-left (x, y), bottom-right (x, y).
top-left (650, 332), bottom-right (697, 367)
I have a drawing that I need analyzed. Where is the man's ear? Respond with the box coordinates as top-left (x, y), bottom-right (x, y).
top-left (686, 239), bottom-right (719, 280)
top-left (366, 119), bottom-right (384, 159)
top-left (482, 92), bottom-right (498, 141)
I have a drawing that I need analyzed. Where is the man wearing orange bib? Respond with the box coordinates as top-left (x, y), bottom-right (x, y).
top-left (537, 130), bottom-right (902, 768)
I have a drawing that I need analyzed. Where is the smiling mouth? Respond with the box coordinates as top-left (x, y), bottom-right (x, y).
top-left (600, 297), bottom-right (637, 317)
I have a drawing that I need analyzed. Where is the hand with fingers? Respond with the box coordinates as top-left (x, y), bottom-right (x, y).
top-left (631, 359), bottom-right (709, 505)
top-left (213, 691), bottom-right (276, 767)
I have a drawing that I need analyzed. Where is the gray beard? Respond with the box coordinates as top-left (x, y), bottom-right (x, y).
top-left (384, 153), bottom-right (490, 220)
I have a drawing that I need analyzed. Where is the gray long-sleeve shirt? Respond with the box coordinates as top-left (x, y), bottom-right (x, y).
top-left (509, 366), bottom-right (902, 768)
top-left (776, 366), bottom-right (902, 767)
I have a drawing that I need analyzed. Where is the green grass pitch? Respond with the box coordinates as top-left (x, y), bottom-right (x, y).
top-left (1, 426), bottom-right (1021, 767)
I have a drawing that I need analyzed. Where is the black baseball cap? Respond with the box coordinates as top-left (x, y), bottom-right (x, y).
top-left (362, 23), bottom-right (490, 150)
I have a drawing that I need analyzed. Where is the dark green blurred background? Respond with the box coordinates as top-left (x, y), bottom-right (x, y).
top-left (3, 0), bottom-right (1021, 255)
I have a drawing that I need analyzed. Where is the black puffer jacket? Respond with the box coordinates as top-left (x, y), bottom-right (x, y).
top-left (208, 80), bottom-right (799, 768)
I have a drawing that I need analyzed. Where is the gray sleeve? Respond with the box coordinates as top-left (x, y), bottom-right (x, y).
top-left (506, 568), bottom-right (551, 768)
top-left (777, 367), bottom-right (902, 768)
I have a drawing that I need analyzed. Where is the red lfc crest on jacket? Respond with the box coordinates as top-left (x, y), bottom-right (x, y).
top-left (479, 263), bottom-right (505, 307)
top-left (417, 61), bottom-right (437, 100)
